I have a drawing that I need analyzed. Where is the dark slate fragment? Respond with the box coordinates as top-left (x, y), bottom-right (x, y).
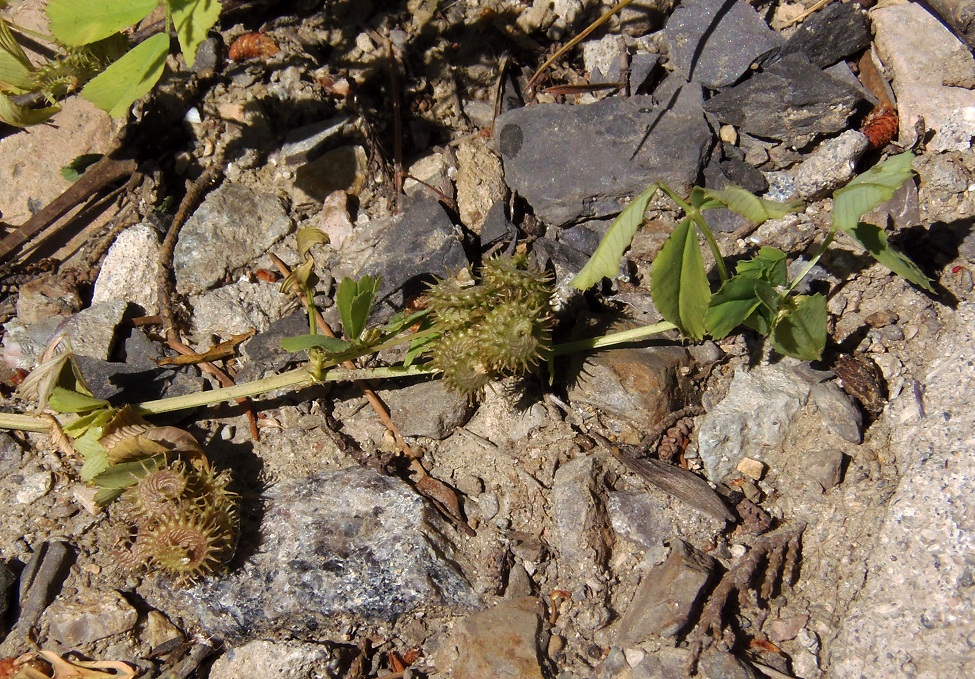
top-left (496, 89), bottom-right (712, 226)
top-left (356, 195), bottom-right (469, 320)
top-left (152, 468), bottom-right (476, 639)
top-left (479, 200), bottom-right (518, 249)
top-left (779, 1), bottom-right (871, 68)
top-left (74, 356), bottom-right (204, 406)
top-left (704, 52), bottom-right (865, 147)
top-left (663, 0), bottom-right (784, 89)
top-left (236, 311), bottom-right (308, 383)
top-left (0, 541), bottom-right (74, 657)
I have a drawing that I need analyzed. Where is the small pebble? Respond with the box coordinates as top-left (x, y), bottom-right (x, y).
top-left (623, 647), bottom-right (646, 667)
top-left (737, 457), bottom-right (766, 480)
top-left (15, 471), bottom-right (52, 504)
top-left (730, 543), bottom-right (748, 558)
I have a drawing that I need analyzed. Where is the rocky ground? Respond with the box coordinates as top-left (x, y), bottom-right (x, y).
top-left (1, 0), bottom-right (975, 677)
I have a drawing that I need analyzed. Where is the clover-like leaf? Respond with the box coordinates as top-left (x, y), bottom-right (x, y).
top-left (846, 221), bottom-right (934, 292)
top-left (82, 32), bottom-right (169, 117)
top-left (571, 183), bottom-right (661, 289)
top-left (771, 293), bottom-right (827, 360)
top-left (170, 0), bottom-right (221, 68)
top-left (336, 275), bottom-right (380, 342)
top-left (47, 0), bottom-right (158, 46)
top-left (691, 186), bottom-right (802, 223)
top-left (650, 217), bottom-right (710, 340)
top-left (833, 152), bottom-right (915, 234)
top-left (706, 273), bottom-right (763, 340)
top-left (735, 247), bottom-right (788, 286)
top-left (279, 334), bottom-right (352, 353)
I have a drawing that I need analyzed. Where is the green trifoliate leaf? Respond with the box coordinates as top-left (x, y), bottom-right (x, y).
top-left (833, 152), bottom-right (915, 234)
top-left (47, 0), bottom-right (158, 46)
top-left (0, 18), bottom-right (36, 92)
top-left (690, 186), bottom-right (802, 223)
top-left (47, 387), bottom-right (109, 413)
top-left (81, 32), bottom-right (169, 117)
top-left (571, 183), bottom-right (661, 289)
top-left (651, 217), bottom-right (710, 340)
top-left (337, 275), bottom-right (380, 342)
top-left (846, 221), bottom-right (934, 292)
top-left (170, 0), bottom-right (221, 68)
top-left (0, 93), bottom-right (58, 126)
top-left (771, 294), bottom-right (827, 360)
top-left (735, 247), bottom-right (788, 287)
top-left (706, 273), bottom-right (763, 340)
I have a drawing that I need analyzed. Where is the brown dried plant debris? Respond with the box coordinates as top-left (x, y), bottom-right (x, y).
top-left (687, 524), bottom-right (806, 672)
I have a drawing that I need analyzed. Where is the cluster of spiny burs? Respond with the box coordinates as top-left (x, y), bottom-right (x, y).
top-left (120, 457), bottom-right (237, 583)
top-left (425, 254), bottom-right (555, 396)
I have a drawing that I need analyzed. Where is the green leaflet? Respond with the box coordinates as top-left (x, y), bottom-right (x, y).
top-left (847, 221), bottom-right (934, 292)
top-left (81, 32), bottom-right (169, 117)
top-left (0, 93), bottom-right (58, 126)
top-left (651, 217), bottom-right (710, 340)
top-left (47, 386), bottom-right (109, 413)
top-left (47, 0), bottom-right (158, 46)
top-left (170, 0), bottom-right (221, 68)
top-left (279, 334), bottom-right (352, 353)
top-left (0, 18), bottom-right (35, 92)
top-left (706, 273), bottom-right (764, 339)
top-left (736, 247), bottom-right (788, 286)
top-left (833, 152), bottom-right (915, 234)
top-left (690, 186), bottom-right (803, 223)
top-left (571, 183), bottom-right (660, 289)
top-left (337, 275), bottom-right (380, 342)
top-left (771, 294), bottom-right (827, 360)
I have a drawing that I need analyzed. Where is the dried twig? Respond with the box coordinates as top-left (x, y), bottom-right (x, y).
top-left (156, 165), bottom-right (224, 342)
top-left (0, 149), bottom-right (138, 261)
top-left (267, 253), bottom-right (475, 536)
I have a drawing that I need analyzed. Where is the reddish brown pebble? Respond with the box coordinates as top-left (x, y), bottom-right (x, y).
top-left (228, 32), bottom-right (280, 61)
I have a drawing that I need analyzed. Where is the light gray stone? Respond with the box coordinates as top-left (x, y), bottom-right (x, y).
top-left (45, 590), bottom-right (138, 647)
top-left (830, 303), bottom-right (975, 677)
top-left (209, 639), bottom-right (346, 679)
top-left (380, 379), bottom-right (474, 440)
top-left (808, 381), bottom-right (863, 444)
top-left (60, 300), bottom-right (129, 361)
top-left (93, 222), bottom-right (162, 314)
top-left (277, 116), bottom-right (351, 166)
top-left (190, 279), bottom-right (294, 344)
top-left (455, 136), bottom-right (507, 233)
top-left (872, 1), bottom-right (975, 151)
top-left (792, 131), bottom-right (870, 200)
top-left (174, 183), bottom-right (293, 294)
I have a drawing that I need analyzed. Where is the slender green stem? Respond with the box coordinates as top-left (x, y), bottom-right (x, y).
top-left (787, 224), bottom-right (837, 294)
top-left (552, 321), bottom-right (678, 356)
top-left (0, 412), bottom-right (53, 433)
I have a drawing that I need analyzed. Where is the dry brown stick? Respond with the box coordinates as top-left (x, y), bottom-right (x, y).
top-left (156, 165), bottom-right (224, 342)
top-left (267, 253), bottom-right (475, 536)
top-left (164, 337), bottom-right (260, 441)
top-left (0, 152), bottom-right (138, 261)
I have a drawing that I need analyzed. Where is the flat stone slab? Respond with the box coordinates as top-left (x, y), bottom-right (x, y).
top-left (495, 89), bottom-right (712, 226)
top-left (157, 468), bottom-right (476, 639)
top-left (704, 52), bottom-right (864, 148)
top-left (663, 0), bottom-right (783, 89)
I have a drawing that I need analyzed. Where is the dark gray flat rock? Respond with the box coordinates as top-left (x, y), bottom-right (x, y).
top-left (663, 0), bottom-right (783, 89)
top-left (496, 89), bottom-right (712, 226)
top-left (704, 52), bottom-right (865, 148)
top-left (778, 1), bottom-right (871, 69)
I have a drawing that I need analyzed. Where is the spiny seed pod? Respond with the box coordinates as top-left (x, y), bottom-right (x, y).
top-left (122, 464), bottom-right (189, 519)
top-left (425, 254), bottom-right (554, 396)
top-left (138, 507), bottom-right (235, 582)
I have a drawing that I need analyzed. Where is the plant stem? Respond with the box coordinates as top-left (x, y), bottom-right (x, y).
top-left (787, 224), bottom-right (837, 294)
top-left (0, 412), bottom-right (53, 433)
top-left (552, 321), bottom-right (678, 356)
